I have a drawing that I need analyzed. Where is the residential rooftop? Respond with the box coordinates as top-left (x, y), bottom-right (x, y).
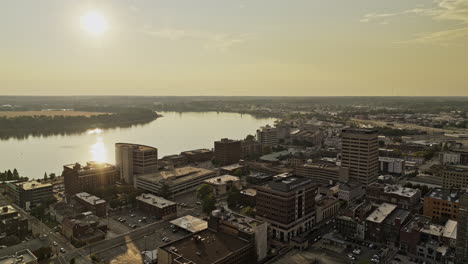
top-left (366, 203), bottom-right (397, 224)
top-left (137, 193), bottom-right (175, 208)
top-left (160, 229), bottom-right (251, 264)
top-left (75, 192), bottom-right (106, 205)
top-left (137, 166), bottom-right (216, 185)
top-left (170, 215), bottom-right (208, 233)
top-left (204, 175), bottom-right (239, 185)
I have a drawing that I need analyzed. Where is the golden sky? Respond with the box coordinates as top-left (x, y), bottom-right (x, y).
top-left (1, 0), bottom-right (468, 96)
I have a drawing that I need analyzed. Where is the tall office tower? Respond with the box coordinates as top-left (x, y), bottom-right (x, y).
top-left (256, 125), bottom-right (278, 147)
top-left (341, 128), bottom-right (379, 185)
top-left (115, 143), bottom-right (158, 185)
top-left (456, 193), bottom-right (468, 263)
top-left (256, 175), bottom-right (317, 242)
top-left (214, 138), bottom-right (242, 166)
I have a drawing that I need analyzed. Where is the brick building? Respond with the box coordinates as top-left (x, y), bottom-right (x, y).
top-left (136, 193), bottom-right (177, 220)
top-left (214, 138), bottom-right (242, 166)
top-left (63, 162), bottom-right (118, 196)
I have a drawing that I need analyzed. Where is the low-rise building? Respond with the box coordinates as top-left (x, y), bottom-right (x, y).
top-left (315, 196), bottom-right (340, 223)
top-left (136, 166), bottom-right (217, 197)
top-left (441, 165), bottom-right (468, 189)
top-left (0, 205), bottom-right (29, 241)
top-left (180, 149), bottom-right (214, 163)
top-left (246, 172), bottom-right (273, 185)
top-left (365, 203), bottom-right (411, 244)
top-left (169, 215), bottom-right (207, 233)
top-left (219, 163), bottom-right (248, 176)
top-left (62, 214), bottom-right (107, 245)
top-left (296, 162), bottom-right (348, 186)
top-left (160, 154), bottom-right (187, 167)
top-left (423, 188), bottom-right (463, 223)
top-left (366, 183), bottom-right (421, 210)
top-left (239, 188), bottom-right (257, 207)
top-left (203, 175), bottom-right (241, 196)
top-left (337, 181), bottom-right (364, 202)
top-left (74, 192), bottom-right (107, 217)
top-left (136, 193), bottom-right (177, 220)
top-left (336, 201), bottom-right (372, 240)
top-left (7, 180), bottom-right (53, 210)
top-left (379, 157), bottom-right (405, 175)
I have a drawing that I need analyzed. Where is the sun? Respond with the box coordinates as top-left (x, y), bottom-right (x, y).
top-left (80, 10), bottom-right (108, 36)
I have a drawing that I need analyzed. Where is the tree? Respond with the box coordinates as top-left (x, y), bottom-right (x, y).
top-left (43, 172), bottom-right (48, 181)
top-left (160, 183), bottom-right (171, 198)
top-left (197, 184), bottom-right (213, 201)
top-left (202, 194), bottom-right (216, 214)
top-left (49, 173), bottom-right (56, 180)
top-left (240, 206), bottom-right (256, 217)
top-left (70, 258), bottom-right (76, 264)
top-left (109, 198), bottom-right (121, 209)
top-left (233, 168), bottom-right (243, 177)
top-left (227, 187), bottom-right (241, 208)
top-left (13, 168), bottom-right (19, 178)
top-left (245, 134), bottom-right (255, 141)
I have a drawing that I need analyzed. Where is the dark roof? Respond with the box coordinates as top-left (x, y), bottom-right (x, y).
top-left (160, 229), bottom-right (251, 264)
top-left (267, 176), bottom-right (314, 192)
top-left (342, 128), bottom-right (377, 134)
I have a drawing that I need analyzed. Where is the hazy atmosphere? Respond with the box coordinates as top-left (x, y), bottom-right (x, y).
top-left (2, 0), bottom-right (468, 96)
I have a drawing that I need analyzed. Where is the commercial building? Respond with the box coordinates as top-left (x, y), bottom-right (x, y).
top-left (379, 157), bottom-right (405, 175)
top-left (62, 162), bottom-right (118, 196)
top-left (75, 192), bottom-right (107, 217)
top-left (241, 140), bottom-right (263, 158)
top-left (239, 188), bottom-right (257, 207)
top-left (315, 196), bottom-right (339, 223)
top-left (160, 154), bottom-right (187, 167)
top-left (209, 208), bottom-right (268, 261)
top-left (219, 163), bottom-right (247, 176)
top-left (456, 193), bottom-right (468, 263)
top-left (214, 138), bottom-right (242, 166)
top-left (0, 249), bottom-right (37, 264)
top-left (440, 148), bottom-right (468, 165)
top-left (341, 128), bottom-right (379, 185)
top-left (295, 162), bottom-right (349, 185)
top-left (7, 180), bottom-right (53, 210)
top-left (337, 180), bottom-right (364, 202)
top-left (180, 149), bottom-right (214, 163)
top-left (256, 176), bottom-right (317, 243)
top-left (115, 143), bottom-right (158, 185)
top-left (441, 165), bottom-right (468, 189)
top-left (170, 215), bottom-right (207, 233)
top-left (136, 166), bottom-right (217, 197)
top-left (423, 188), bottom-right (462, 222)
top-left (256, 125), bottom-right (278, 147)
top-left (336, 201), bottom-right (372, 240)
top-left (204, 175), bottom-right (241, 196)
top-left (136, 193), bottom-right (177, 220)
top-left (62, 213), bottom-right (107, 244)
top-left (0, 205), bottom-right (29, 241)
top-left (365, 203), bottom-right (411, 244)
top-left (366, 183), bottom-right (421, 210)
top-left (401, 215), bottom-right (454, 263)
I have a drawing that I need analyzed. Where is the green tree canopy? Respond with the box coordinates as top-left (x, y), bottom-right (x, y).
top-left (197, 184), bottom-right (213, 201)
top-left (202, 194), bottom-right (216, 215)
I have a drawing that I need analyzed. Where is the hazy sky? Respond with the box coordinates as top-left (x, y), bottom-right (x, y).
top-left (1, 0), bottom-right (468, 96)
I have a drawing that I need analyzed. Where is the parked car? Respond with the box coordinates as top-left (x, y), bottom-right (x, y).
top-left (60, 248), bottom-right (66, 253)
top-left (53, 241), bottom-right (58, 246)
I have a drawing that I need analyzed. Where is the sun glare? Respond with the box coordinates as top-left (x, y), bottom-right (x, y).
top-left (80, 10), bottom-right (108, 36)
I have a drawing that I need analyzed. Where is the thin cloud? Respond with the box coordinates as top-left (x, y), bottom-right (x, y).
top-left (142, 28), bottom-right (251, 51)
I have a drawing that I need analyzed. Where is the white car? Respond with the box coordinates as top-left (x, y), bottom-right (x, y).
top-left (60, 248), bottom-right (66, 253)
top-left (53, 241), bottom-right (58, 246)
top-left (353, 249), bottom-right (361, 255)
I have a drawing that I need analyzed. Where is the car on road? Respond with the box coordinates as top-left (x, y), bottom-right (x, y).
top-left (196, 202), bottom-right (201, 205)
top-left (353, 249), bottom-right (361, 255)
top-left (53, 241), bottom-right (58, 246)
top-left (60, 248), bottom-right (66, 253)
top-left (0, 245), bottom-right (7, 249)
top-left (347, 254), bottom-right (356, 260)
top-left (131, 214), bottom-right (136, 217)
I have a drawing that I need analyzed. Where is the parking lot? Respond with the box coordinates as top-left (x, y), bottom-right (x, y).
top-left (107, 208), bottom-right (162, 237)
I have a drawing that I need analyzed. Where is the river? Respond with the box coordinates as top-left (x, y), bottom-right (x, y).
top-left (0, 111), bottom-right (276, 179)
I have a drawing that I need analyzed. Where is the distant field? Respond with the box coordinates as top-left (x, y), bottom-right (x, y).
top-left (0, 111), bottom-right (109, 118)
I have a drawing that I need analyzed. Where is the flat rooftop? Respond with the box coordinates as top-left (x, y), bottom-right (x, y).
top-left (137, 193), bottom-right (175, 208)
top-left (425, 188), bottom-right (462, 202)
top-left (240, 188), bottom-right (257, 197)
top-left (370, 183), bottom-right (419, 198)
top-left (0, 249), bottom-right (37, 264)
top-left (76, 192), bottom-right (106, 205)
top-left (443, 220), bottom-right (457, 240)
top-left (212, 209), bottom-right (264, 234)
top-left (170, 215), bottom-right (208, 233)
top-left (181, 149), bottom-right (212, 155)
top-left (366, 203), bottom-right (397, 224)
top-left (15, 180), bottom-right (52, 190)
top-left (204, 175), bottom-right (239, 185)
top-left (116, 143), bottom-right (157, 151)
top-left (160, 229), bottom-right (250, 264)
top-left (267, 176), bottom-right (314, 192)
top-left (402, 215), bottom-right (432, 233)
top-left (137, 166), bottom-right (216, 185)
top-left (64, 161), bottom-right (115, 172)
top-left (220, 163), bottom-right (244, 171)
top-left (0, 205), bottom-right (17, 216)
top-left (342, 128), bottom-right (377, 134)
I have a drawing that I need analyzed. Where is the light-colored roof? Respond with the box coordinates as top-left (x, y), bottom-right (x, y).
top-left (240, 188), bottom-right (257, 196)
top-left (421, 224), bottom-right (444, 237)
top-left (170, 215), bottom-right (207, 233)
top-left (443, 219), bottom-right (457, 240)
top-left (16, 180), bottom-right (52, 190)
top-left (137, 166), bottom-right (216, 185)
top-left (75, 192), bottom-right (106, 205)
top-left (366, 203), bottom-right (397, 224)
top-left (204, 175), bottom-right (240, 185)
top-left (137, 193), bottom-right (175, 208)
top-left (0, 249), bottom-right (37, 264)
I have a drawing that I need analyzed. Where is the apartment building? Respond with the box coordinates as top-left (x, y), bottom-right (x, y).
top-left (256, 125), bottom-right (278, 147)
